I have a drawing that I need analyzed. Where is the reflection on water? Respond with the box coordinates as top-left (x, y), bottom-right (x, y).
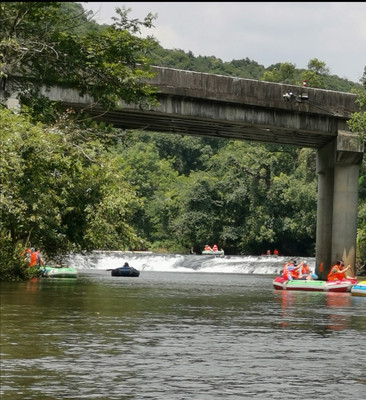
top-left (1, 271), bottom-right (365, 399)
top-left (276, 290), bottom-right (357, 332)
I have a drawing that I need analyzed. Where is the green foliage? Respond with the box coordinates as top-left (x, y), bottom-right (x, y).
top-left (0, 233), bottom-right (24, 281)
top-left (150, 46), bottom-right (361, 91)
top-left (1, 2), bottom-right (159, 113)
top-left (114, 139), bottom-right (181, 247)
top-left (348, 68), bottom-right (366, 143)
top-left (301, 70), bottom-right (326, 89)
top-left (150, 46), bottom-right (266, 80)
top-left (1, 2), bottom-right (163, 279)
top-left (0, 232), bottom-right (41, 281)
top-left (262, 62), bottom-right (296, 84)
top-left (0, 107), bottom-right (143, 264)
top-left (357, 201), bottom-right (366, 262)
top-left (131, 131), bottom-right (224, 175)
top-left (307, 58), bottom-right (330, 75)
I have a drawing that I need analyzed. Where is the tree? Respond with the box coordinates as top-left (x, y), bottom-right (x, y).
top-left (0, 108), bottom-right (144, 277)
top-left (0, 2), bottom-right (159, 114)
top-left (0, 2), bottom-right (161, 280)
top-left (299, 58), bottom-right (330, 88)
top-left (307, 58), bottom-right (330, 76)
top-left (348, 67), bottom-right (366, 143)
top-left (262, 62), bottom-right (296, 84)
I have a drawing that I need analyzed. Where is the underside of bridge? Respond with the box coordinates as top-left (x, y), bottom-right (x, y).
top-left (63, 100), bottom-right (337, 149)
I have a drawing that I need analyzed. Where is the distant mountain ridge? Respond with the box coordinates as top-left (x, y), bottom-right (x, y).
top-left (148, 45), bottom-right (361, 93)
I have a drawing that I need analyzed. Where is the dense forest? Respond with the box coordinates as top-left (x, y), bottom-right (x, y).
top-left (1, 2), bottom-right (365, 280)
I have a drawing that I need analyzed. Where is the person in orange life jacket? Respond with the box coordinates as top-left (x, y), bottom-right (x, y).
top-left (298, 261), bottom-right (318, 280)
top-left (327, 260), bottom-right (355, 281)
top-left (282, 260), bottom-right (300, 280)
top-left (212, 244), bottom-right (218, 252)
top-left (204, 245), bottom-right (212, 251)
top-left (26, 247), bottom-right (36, 266)
top-left (27, 247), bottom-right (44, 267)
top-left (297, 261), bottom-right (310, 280)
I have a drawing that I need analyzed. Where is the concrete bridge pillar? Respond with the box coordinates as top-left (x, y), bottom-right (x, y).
top-left (316, 132), bottom-right (364, 279)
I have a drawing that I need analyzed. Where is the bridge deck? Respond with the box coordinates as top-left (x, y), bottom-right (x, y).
top-left (40, 66), bottom-right (359, 149)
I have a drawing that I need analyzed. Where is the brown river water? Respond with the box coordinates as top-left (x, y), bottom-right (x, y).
top-left (1, 253), bottom-right (365, 399)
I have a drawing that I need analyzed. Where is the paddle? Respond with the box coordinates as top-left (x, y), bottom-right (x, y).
top-left (345, 264), bottom-right (356, 279)
top-left (106, 266), bottom-right (130, 271)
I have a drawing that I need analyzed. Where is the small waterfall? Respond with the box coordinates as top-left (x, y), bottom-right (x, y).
top-left (67, 251), bottom-right (315, 275)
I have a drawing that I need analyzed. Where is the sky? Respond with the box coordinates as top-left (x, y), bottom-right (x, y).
top-left (81, 2), bottom-right (366, 83)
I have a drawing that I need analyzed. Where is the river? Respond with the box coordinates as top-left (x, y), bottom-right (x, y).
top-left (1, 253), bottom-right (365, 399)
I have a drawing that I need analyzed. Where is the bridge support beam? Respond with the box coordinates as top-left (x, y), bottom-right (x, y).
top-left (316, 131), bottom-right (364, 279)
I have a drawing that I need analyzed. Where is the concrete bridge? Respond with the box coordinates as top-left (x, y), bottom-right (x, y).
top-left (4, 67), bottom-right (364, 277)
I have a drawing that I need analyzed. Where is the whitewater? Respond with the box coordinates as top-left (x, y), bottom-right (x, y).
top-left (68, 251), bottom-right (316, 275)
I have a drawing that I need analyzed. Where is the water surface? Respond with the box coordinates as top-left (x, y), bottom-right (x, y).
top-left (1, 269), bottom-right (365, 399)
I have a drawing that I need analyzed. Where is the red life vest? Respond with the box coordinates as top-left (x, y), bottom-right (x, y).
top-left (29, 251), bottom-right (38, 266)
top-left (299, 263), bottom-right (309, 275)
top-left (282, 263), bottom-right (299, 279)
top-left (327, 264), bottom-right (345, 281)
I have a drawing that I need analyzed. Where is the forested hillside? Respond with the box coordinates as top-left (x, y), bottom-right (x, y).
top-left (148, 45), bottom-right (360, 93)
top-left (1, 2), bottom-right (365, 280)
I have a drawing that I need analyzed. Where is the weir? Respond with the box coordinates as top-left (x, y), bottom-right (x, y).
top-left (67, 251), bottom-right (314, 276)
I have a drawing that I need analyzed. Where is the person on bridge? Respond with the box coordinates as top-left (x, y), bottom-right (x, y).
top-left (327, 260), bottom-right (355, 281)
